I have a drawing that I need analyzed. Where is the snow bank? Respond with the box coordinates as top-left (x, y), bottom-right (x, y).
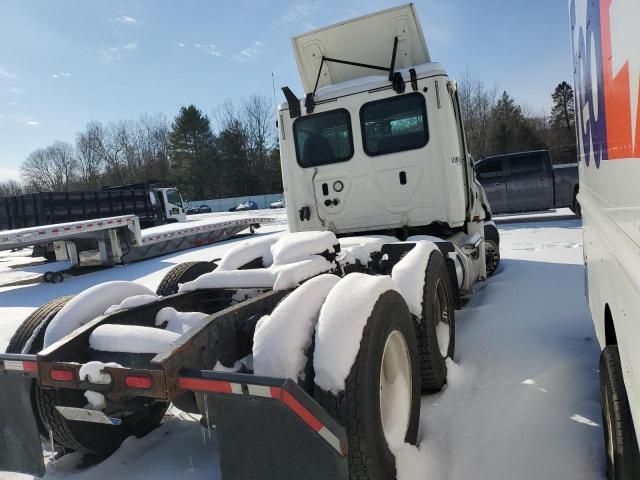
top-left (79, 360), bottom-right (123, 384)
top-left (253, 274), bottom-right (341, 380)
top-left (270, 231), bottom-right (338, 265)
top-left (155, 307), bottom-right (208, 335)
top-left (314, 273), bottom-right (399, 393)
top-left (89, 324), bottom-right (180, 354)
top-left (217, 236), bottom-right (279, 271)
top-left (391, 242), bottom-right (439, 317)
top-left (104, 294), bottom-right (159, 315)
top-left (179, 256), bottom-right (333, 292)
top-left (338, 235), bottom-right (398, 265)
top-left (44, 281), bottom-right (156, 347)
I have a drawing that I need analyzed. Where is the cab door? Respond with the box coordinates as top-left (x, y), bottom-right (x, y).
top-left (475, 157), bottom-right (508, 213)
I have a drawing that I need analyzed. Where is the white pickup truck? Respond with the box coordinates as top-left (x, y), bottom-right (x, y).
top-left (571, 0), bottom-right (640, 478)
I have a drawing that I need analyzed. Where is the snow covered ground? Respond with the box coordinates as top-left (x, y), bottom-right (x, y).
top-left (0, 215), bottom-right (604, 480)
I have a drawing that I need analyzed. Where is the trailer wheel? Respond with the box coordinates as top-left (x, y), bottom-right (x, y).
top-left (315, 290), bottom-right (420, 480)
top-left (600, 345), bottom-right (640, 480)
top-left (484, 224), bottom-right (501, 277)
top-left (156, 261), bottom-right (217, 296)
top-left (415, 251), bottom-right (455, 393)
top-left (5, 296), bottom-right (89, 450)
top-left (7, 296), bottom-right (168, 456)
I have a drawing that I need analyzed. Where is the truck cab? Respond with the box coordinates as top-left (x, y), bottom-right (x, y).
top-left (155, 187), bottom-right (187, 223)
top-left (278, 4), bottom-right (490, 239)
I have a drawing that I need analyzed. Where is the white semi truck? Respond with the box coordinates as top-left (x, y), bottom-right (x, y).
top-left (0, 5), bottom-right (498, 479)
top-left (570, 0), bottom-right (640, 478)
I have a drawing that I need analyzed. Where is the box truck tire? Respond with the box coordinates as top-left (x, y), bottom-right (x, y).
top-left (416, 251), bottom-right (455, 393)
top-left (600, 346), bottom-right (640, 480)
top-left (155, 261), bottom-right (217, 296)
top-left (314, 290), bottom-right (420, 480)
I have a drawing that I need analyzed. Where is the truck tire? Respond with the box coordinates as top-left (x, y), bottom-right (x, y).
top-left (314, 290), bottom-right (420, 480)
top-left (484, 224), bottom-right (501, 277)
top-left (416, 251), bottom-right (455, 393)
top-left (600, 346), bottom-right (640, 480)
top-left (7, 296), bottom-right (168, 456)
top-left (156, 261), bottom-right (217, 296)
top-left (5, 296), bottom-right (89, 451)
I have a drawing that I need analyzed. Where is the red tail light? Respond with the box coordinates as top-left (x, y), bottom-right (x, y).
top-left (50, 369), bottom-right (74, 382)
top-left (125, 375), bottom-right (153, 389)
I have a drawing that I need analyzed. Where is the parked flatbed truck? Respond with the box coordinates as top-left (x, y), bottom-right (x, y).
top-left (0, 5), bottom-right (499, 479)
top-left (570, 1), bottom-right (640, 478)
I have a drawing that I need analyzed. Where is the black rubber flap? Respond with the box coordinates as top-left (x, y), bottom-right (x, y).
top-left (0, 375), bottom-right (45, 476)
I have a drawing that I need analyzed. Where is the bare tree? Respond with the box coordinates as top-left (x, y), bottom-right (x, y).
top-left (458, 70), bottom-right (499, 159)
top-left (0, 180), bottom-right (23, 197)
top-left (21, 141), bottom-right (77, 191)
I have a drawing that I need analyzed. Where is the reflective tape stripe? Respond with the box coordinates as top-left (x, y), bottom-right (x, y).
top-left (178, 377), bottom-right (232, 393)
top-left (318, 426), bottom-right (343, 454)
top-left (4, 360), bottom-right (25, 371)
top-left (247, 384), bottom-right (273, 397)
top-left (230, 383), bottom-right (243, 394)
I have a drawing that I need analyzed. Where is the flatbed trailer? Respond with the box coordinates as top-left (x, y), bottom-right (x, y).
top-left (0, 213), bottom-right (274, 270)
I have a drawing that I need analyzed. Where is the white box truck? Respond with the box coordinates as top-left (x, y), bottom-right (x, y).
top-left (570, 0), bottom-right (640, 477)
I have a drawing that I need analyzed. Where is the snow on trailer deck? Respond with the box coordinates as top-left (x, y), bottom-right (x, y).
top-left (0, 215), bottom-right (604, 480)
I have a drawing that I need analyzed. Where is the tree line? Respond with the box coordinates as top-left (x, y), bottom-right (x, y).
top-left (458, 72), bottom-right (577, 164)
top-left (4, 94), bottom-right (282, 201)
top-left (1, 77), bottom-right (577, 199)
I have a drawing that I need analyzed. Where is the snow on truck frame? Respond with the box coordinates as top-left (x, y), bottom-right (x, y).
top-left (0, 5), bottom-right (499, 479)
top-left (570, 0), bottom-right (640, 478)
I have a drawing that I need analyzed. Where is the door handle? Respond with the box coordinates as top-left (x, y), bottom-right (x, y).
top-left (494, 183), bottom-right (502, 186)
top-left (538, 178), bottom-right (546, 181)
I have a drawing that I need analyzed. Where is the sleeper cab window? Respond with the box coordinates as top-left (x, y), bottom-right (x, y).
top-left (360, 92), bottom-right (429, 157)
top-left (293, 109), bottom-right (354, 168)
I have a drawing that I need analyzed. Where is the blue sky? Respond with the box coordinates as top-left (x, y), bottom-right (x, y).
top-left (0, 0), bottom-right (573, 181)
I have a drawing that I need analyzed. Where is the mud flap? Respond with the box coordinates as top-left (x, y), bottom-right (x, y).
top-left (0, 375), bottom-right (45, 476)
top-left (180, 371), bottom-right (348, 480)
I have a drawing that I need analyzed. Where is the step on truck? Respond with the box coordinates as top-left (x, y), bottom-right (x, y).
top-left (0, 4), bottom-right (500, 479)
top-left (570, 1), bottom-right (640, 478)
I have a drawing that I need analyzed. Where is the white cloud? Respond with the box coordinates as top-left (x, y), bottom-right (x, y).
top-left (193, 43), bottom-right (222, 57)
top-left (178, 42), bottom-right (185, 47)
top-left (234, 41), bottom-right (265, 62)
top-left (51, 72), bottom-right (71, 79)
top-left (113, 15), bottom-right (137, 24)
top-left (279, 2), bottom-right (321, 23)
top-left (0, 67), bottom-right (16, 80)
top-left (101, 43), bottom-right (138, 63)
top-left (26, 121), bottom-right (40, 126)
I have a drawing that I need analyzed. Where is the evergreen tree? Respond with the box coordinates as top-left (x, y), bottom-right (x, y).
top-left (551, 81), bottom-right (575, 132)
top-left (168, 105), bottom-right (217, 199)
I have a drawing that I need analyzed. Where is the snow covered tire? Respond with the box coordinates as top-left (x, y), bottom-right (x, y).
top-left (314, 290), bottom-right (420, 480)
top-left (7, 296), bottom-right (168, 456)
top-left (5, 296), bottom-right (90, 451)
top-left (156, 261), bottom-right (217, 296)
top-left (600, 345), bottom-right (640, 480)
top-left (416, 250), bottom-right (455, 393)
